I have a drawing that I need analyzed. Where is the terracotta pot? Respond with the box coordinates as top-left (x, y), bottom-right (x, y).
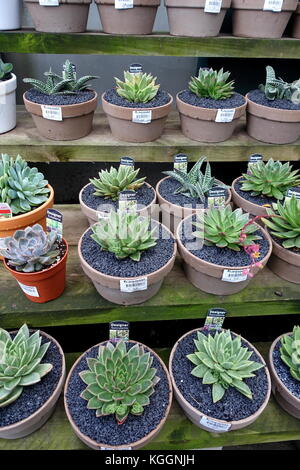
top-left (95, 0), bottom-right (160, 35)
top-left (176, 92), bottom-right (246, 143)
top-left (176, 214), bottom-right (272, 295)
top-left (165, 0), bottom-right (231, 37)
top-left (102, 93), bottom-right (173, 143)
top-left (232, 0), bottom-right (298, 38)
top-left (0, 330), bottom-right (66, 439)
top-left (23, 92), bottom-right (98, 141)
top-left (78, 221), bottom-right (176, 305)
top-left (24, 0), bottom-right (92, 33)
top-left (156, 176), bottom-right (232, 234)
top-left (64, 339), bottom-right (173, 450)
top-left (269, 333), bottom-right (300, 419)
top-left (169, 327), bottom-right (271, 432)
top-left (79, 182), bottom-right (157, 226)
top-left (292, 3), bottom-right (300, 38)
top-left (231, 176), bottom-right (270, 217)
top-left (267, 237), bottom-right (300, 284)
top-left (3, 239), bottom-right (68, 303)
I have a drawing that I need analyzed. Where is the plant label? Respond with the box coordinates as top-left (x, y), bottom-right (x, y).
top-left (204, 0), bottom-right (222, 14)
top-left (120, 277), bottom-right (148, 293)
top-left (207, 186), bottom-right (227, 208)
top-left (248, 154), bottom-right (263, 173)
top-left (109, 321), bottom-right (130, 342)
top-left (39, 0), bottom-right (59, 5)
top-left (174, 153), bottom-right (188, 173)
top-left (0, 203), bottom-right (12, 219)
top-left (215, 108), bottom-right (235, 123)
top-left (97, 211), bottom-right (111, 219)
top-left (17, 282), bottom-right (40, 298)
top-left (41, 105), bottom-right (63, 121)
top-left (115, 0), bottom-right (133, 9)
top-left (200, 416), bottom-right (231, 432)
top-left (263, 0), bottom-right (283, 12)
top-left (120, 156), bottom-right (135, 168)
top-left (132, 110), bottom-right (152, 124)
top-left (46, 209), bottom-right (63, 240)
top-left (285, 186), bottom-right (300, 201)
top-left (204, 308), bottom-right (227, 330)
top-left (222, 269), bottom-right (248, 283)
top-left (118, 190), bottom-right (138, 213)
top-left (129, 63), bottom-right (143, 74)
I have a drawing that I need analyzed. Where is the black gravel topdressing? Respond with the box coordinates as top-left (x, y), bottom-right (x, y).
top-left (80, 223), bottom-right (175, 278)
top-left (25, 88), bottom-right (96, 106)
top-left (0, 334), bottom-right (63, 428)
top-left (171, 330), bottom-right (269, 422)
top-left (178, 90), bottom-right (246, 109)
top-left (81, 182), bottom-right (155, 212)
top-left (234, 178), bottom-right (277, 207)
top-left (248, 89), bottom-right (300, 111)
top-left (103, 88), bottom-right (171, 109)
top-left (65, 342), bottom-right (171, 447)
top-left (272, 337), bottom-right (300, 400)
top-left (158, 177), bottom-right (229, 209)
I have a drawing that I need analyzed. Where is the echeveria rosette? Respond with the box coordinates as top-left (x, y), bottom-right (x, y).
top-left (280, 326), bottom-right (300, 382)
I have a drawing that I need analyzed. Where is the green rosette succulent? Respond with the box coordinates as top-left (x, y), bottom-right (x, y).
top-left (115, 71), bottom-right (160, 103)
top-left (280, 326), bottom-right (300, 382)
top-left (189, 68), bottom-right (235, 100)
top-left (90, 165), bottom-right (146, 201)
top-left (262, 196), bottom-right (300, 249)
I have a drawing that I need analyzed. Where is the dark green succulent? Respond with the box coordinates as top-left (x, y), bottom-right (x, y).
top-left (280, 326), bottom-right (300, 382)
top-left (0, 59), bottom-right (13, 82)
top-left (189, 68), bottom-right (234, 100)
top-left (262, 196), bottom-right (300, 249)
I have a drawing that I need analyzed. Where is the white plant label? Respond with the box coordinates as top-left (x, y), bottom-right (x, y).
top-left (39, 0), bottom-right (59, 6)
top-left (200, 416), bottom-right (231, 432)
top-left (120, 277), bottom-right (148, 293)
top-left (132, 110), bottom-right (152, 124)
top-left (115, 0), bottom-right (133, 9)
top-left (263, 0), bottom-right (283, 12)
top-left (41, 105), bottom-right (62, 121)
top-left (17, 282), bottom-right (40, 298)
top-left (97, 211), bottom-right (111, 220)
top-left (204, 0), bottom-right (222, 14)
top-left (222, 269), bottom-right (248, 283)
top-left (100, 447), bottom-right (132, 450)
top-left (215, 108), bottom-right (235, 123)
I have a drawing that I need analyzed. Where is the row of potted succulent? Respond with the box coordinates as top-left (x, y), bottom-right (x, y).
top-left (0, 322), bottom-right (299, 449)
top-left (1, 0), bottom-right (300, 39)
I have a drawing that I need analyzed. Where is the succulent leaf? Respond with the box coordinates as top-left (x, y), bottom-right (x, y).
top-left (280, 326), bottom-right (300, 381)
top-left (262, 196), bottom-right (300, 249)
top-left (0, 59), bottom-right (13, 81)
top-left (259, 66), bottom-right (300, 102)
top-left (189, 67), bottom-right (234, 100)
top-left (115, 71), bottom-right (160, 103)
top-left (90, 165), bottom-right (146, 201)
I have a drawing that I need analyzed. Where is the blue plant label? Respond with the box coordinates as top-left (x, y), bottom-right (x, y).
top-left (174, 153), bottom-right (188, 173)
top-left (46, 209), bottom-right (63, 240)
top-left (120, 156), bottom-right (135, 168)
top-left (204, 308), bottom-right (227, 331)
top-left (207, 186), bottom-right (227, 207)
top-left (109, 321), bottom-right (130, 342)
top-left (129, 63), bottom-right (143, 74)
top-left (0, 203), bottom-right (12, 219)
top-left (118, 190), bottom-right (137, 213)
top-left (285, 186), bottom-right (300, 201)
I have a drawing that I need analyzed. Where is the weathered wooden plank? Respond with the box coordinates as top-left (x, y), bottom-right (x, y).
top-left (1, 108), bottom-right (300, 163)
top-left (1, 31), bottom-right (300, 58)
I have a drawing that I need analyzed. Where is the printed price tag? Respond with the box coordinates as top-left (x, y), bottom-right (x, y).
top-left (46, 209), bottom-right (63, 240)
top-left (39, 0), bottom-right (59, 5)
top-left (120, 156), bottom-right (135, 168)
top-left (215, 108), bottom-right (235, 123)
top-left (41, 105), bottom-right (62, 121)
top-left (204, 0), bottom-right (222, 13)
top-left (285, 186), bottom-right (300, 201)
top-left (120, 277), bottom-right (148, 293)
top-left (263, 0), bottom-right (283, 12)
top-left (115, 0), bottom-right (133, 9)
top-left (0, 203), bottom-right (12, 219)
top-left (207, 186), bottom-right (227, 208)
top-left (174, 154), bottom-right (188, 173)
top-left (222, 269), bottom-right (248, 283)
top-left (17, 282), bottom-right (39, 298)
top-left (200, 416), bottom-right (231, 432)
top-left (204, 308), bottom-right (227, 330)
top-left (109, 321), bottom-right (130, 342)
top-left (132, 110), bottom-right (152, 124)
top-left (118, 190), bottom-right (137, 213)
top-left (129, 63), bottom-right (143, 74)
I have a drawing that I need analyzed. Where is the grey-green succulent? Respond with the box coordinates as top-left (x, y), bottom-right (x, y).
top-left (115, 71), bottom-right (160, 103)
top-left (259, 66), bottom-right (300, 102)
top-left (262, 196), bottom-right (300, 249)
top-left (0, 59), bottom-right (13, 82)
top-left (280, 326), bottom-right (300, 382)
top-left (90, 165), bottom-right (146, 201)
top-left (189, 68), bottom-right (235, 100)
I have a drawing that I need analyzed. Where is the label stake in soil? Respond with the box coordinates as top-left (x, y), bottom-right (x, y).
top-left (248, 154), bottom-right (263, 173)
top-left (46, 209), bottom-right (63, 240)
top-left (109, 321), bottom-right (130, 342)
top-left (285, 186), bottom-right (300, 202)
top-left (173, 153), bottom-right (188, 173)
top-left (120, 156), bottom-right (135, 168)
top-left (207, 187), bottom-right (227, 207)
top-left (204, 308), bottom-right (227, 330)
top-left (129, 63), bottom-right (143, 75)
top-left (118, 190), bottom-right (138, 213)
top-left (0, 203), bottom-right (12, 219)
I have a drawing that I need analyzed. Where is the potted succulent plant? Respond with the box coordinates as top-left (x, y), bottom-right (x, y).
top-left (64, 338), bottom-right (172, 450)
top-left (79, 164), bottom-right (157, 226)
top-left (231, 159), bottom-right (300, 217)
top-left (24, 0), bottom-right (92, 33)
top-left (247, 66), bottom-right (300, 144)
top-left (95, 0), bottom-right (160, 35)
top-left (156, 156), bottom-right (231, 233)
top-left (292, 2), bottom-right (300, 38)
top-left (0, 224), bottom-right (68, 303)
top-left (261, 196), bottom-right (300, 284)
top-left (165, 0), bottom-right (232, 37)
top-left (0, 0), bottom-right (21, 30)
top-left (176, 205), bottom-right (272, 295)
top-left (0, 59), bottom-right (17, 135)
top-left (177, 67), bottom-right (246, 143)
top-left (232, 0), bottom-right (298, 38)
top-left (23, 59), bottom-right (99, 141)
top-left (102, 70), bottom-right (173, 143)
top-left (269, 326), bottom-right (300, 419)
top-left (0, 324), bottom-right (65, 439)
top-left (78, 211), bottom-right (176, 305)
top-left (169, 328), bottom-right (271, 432)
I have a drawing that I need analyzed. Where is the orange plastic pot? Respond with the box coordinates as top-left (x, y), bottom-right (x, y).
top-left (3, 239), bottom-right (68, 303)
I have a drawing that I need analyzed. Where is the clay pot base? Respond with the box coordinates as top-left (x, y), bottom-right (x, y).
top-left (267, 251), bottom-right (300, 284)
top-left (167, 8), bottom-right (227, 37)
top-left (180, 114), bottom-right (239, 143)
top-left (97, 5), bottom-right (158, 35)
top-left (232, 10), bottom-right (294, 38)
top-left (106, 114), bottom-right (168, 143)
top-left (247, 113), bottom-right (300, 145)
top-left (25, 3), bottom-right (91, 33)
top-left (272, 387), bottom-right (300, 419)
top-left (31, 112), bottom-right (95, 141)
top-left (91, 278), bottom-right (163, 305)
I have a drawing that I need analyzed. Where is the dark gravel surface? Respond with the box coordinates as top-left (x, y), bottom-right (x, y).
top-left (171, 330), bottom-right (269, 422)
top-left (178, 90), bottom-right (246, 109)
top-left (158, 177), bottom-right (229, 209)
top-left (80, 223), bottom-right (175, 277)
top-left (81, 182), bottom-right (155, 212)
top-left (273, 337), bottom-right (300, 400)
top-left (65, 342), bottom-right (171, 447)
top-left (25, 89), bottom-right (96, 106)
top-left (248, 89), bottom-right (300, 111)
top-left (234, 178), bottom-right (277, 207)
top-left (0, 335), bottom-right (63, 428)
top-left (103, 88), bottom-right (171, 109)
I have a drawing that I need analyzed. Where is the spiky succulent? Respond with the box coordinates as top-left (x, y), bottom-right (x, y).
top-left (0, 58), bottom-right (13, 82)
top-left (0, 154), bottom-right (50, 215)
top-left (115, 71), bottom-right (160, 103)
top-left (0, 324), bottom-right (52, 408)
top-left (0, 224), bottom-right (59, 273)
top-left (262, 196), bottom-right (300, 249)
top-left (91, 212), bottom-right (157, 262)
top-left (189, 67), bottom-right (235, 100)
top-left (259, 66), bottom-right (300, 102)
top-left (187, 330), bottom-right (264, 403)
top-left (79, 340), bottom-right (160, 424)
top-left (241, 159), bottom-right (300, 201)
top-left (90, 165), bottom-right (146, 201)
top-left (194, 206), bottom-right (261, 251)
top-left (280, 326), bottom-right (300, 382)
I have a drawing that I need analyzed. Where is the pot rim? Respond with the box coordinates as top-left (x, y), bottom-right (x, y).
top-left (176, 90), bottom-right (247, 112)
top-left (23, 90), bottom-right (98, 110)
top-left (0, 73), bottom-right (17, 92)
top-left (101, 91), bottom-right (173, 112)
top-left (231, 176), bottom-right (272, 211)
top-left (64, 339), bottom-right (173, 450)
top-left (246, 92), bottom-right (300, 115)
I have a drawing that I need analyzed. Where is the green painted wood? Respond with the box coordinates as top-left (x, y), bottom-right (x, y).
top-left (2, 109), bottom-right (300, 163)
top-left (1, 31), bottom-right (300, 58)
